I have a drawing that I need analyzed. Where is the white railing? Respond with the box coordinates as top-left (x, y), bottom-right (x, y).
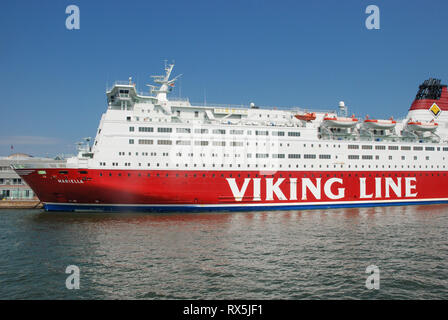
top-left (11, 163), bottom-right (67, 169)
top-left (191, 102), bottom-right (336, 113)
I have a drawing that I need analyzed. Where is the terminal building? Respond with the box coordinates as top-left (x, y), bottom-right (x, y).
top-left (0, 153), bottom-right (65, 200)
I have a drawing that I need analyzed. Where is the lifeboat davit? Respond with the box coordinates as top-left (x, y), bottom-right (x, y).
top-left (407, 120), bottom-right (438, 132)
top-left (323, 114), bottom-right (358, 128)
top-left (295, 112), bottom-right (316, 121)
top-left (363, 116), bottom-right (396, 129)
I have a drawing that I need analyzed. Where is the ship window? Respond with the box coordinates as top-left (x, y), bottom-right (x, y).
top-left (59, 171), bottom-right (68, 174)
top-left (158, 127), bottom-right (172, 133)
top-left (413, 146), bottom-right (423, 151)
top-left (388, 146), bottom-right (399, 150)
top-left (362, 155), bottom-right (373, 160)
top-left (255, 130), bottom-right (269, 136)
top-left (126, 116), bottom-right (131, 121)
top-left (425, 147), bottom-right (435, 151)
top-left (361, 145), bottom-right (372, 150)
top-left (195, 141), bottom-right (209, 146)
top-left (157, 140), bottom-right (172, 145)
top-left (230, 130), bottom-right (244, 135)
top-left (176, 128), bottom-right (191, 133)
top-left (401, 146), bottom-right (411, 150)
top-left (319, 154), bottom-right (331, 159)
top-left (195, 111), bottom-right (199, 118)
top-left (139, 127), bottom-right (153, 132)
top-left (139, 139), bottom-right (153, 145)
top-left (348, 155), bottom-right (359, 160)
top-left (375, 145), bottom-right (386, 150)
top-left (129, 127), bottom-right (134, 132)
top-left (129, 139), bottom-right (134, 144)
top-left (213, 129), bottom-right (226, 134)
top-left (304, 154), bottom-right (316, 159)
top-left (194, 128), bottom-right (208, 134)
top-left (256, 153), bottom-right (269, 158)
top-left (288, 154), bottom-right (300, 159)
top-left (272, 154), bottom-right (285, 158)
top-left (348, 145), bottom-right (359, 149)
top-left (78, 171), bottom-right (88, 174)
top-left (272, 131), bottom-right (285, 136)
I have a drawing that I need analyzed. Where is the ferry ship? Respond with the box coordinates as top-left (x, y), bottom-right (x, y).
top-left (13, 64), bottom-right (448, 212)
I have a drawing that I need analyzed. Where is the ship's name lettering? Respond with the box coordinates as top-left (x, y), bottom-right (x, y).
top-left (226, 177), bottom-right (417, 201)
top-left (57, 179), bottom-right (84, 184)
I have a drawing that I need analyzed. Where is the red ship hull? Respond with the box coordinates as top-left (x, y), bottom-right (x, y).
top-left (14, 168), bottom-right (448, 212)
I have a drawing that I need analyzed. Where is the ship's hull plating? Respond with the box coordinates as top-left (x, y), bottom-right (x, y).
top-left (15, 168), bottom-right (448, 212)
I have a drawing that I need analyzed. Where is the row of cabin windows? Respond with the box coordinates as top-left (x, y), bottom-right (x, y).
top-left (125, 127), bottom-right (447, 152)
top-left (117, 152), bottom-right (334, 160)
top-left (117, 150), bottom-right (441, 163)
top-left (132, 137), bottom-right (446, 150)
top-left (131, 139), bottom-right (292, 147)
top-left (97, 162), bottom-right (447, 170)
top-left (348, 155), bottom-right (431, 161)
top-left (95, 171), bottom-right (448, 179)
top-left (128, 126), bottom-right (301, 136)
top-left (72, 170), bottom-right (446, 178)
top-left (348, 144), bottom-right (443, 151)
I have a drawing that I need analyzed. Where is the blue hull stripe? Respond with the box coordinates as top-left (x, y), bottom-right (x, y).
top-left (43, 200), bottom-right (448, 213)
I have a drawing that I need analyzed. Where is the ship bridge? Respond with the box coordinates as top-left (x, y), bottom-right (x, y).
top-left (106, 78), bottom-right (158, 111)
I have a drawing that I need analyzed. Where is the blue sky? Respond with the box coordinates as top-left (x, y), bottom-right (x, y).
top-left (0, 0), bottom-right (447, 157)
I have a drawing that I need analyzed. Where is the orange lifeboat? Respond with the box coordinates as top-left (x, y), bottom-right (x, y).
top-left (407, 119), bottom-right (438, 132)
top-left (295, 112), bottom-right (316, 121)
top-left (363, 116), bottom-right (396, 129)
top-left (323, 114), bottom-right (358, 128)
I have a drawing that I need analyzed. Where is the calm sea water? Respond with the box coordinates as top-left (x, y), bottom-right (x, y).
top-left (0, 205), bottom-right (447, 299)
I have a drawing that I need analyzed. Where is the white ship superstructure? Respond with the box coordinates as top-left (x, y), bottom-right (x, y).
top-left (13, 64), bottom-right (448, 212)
